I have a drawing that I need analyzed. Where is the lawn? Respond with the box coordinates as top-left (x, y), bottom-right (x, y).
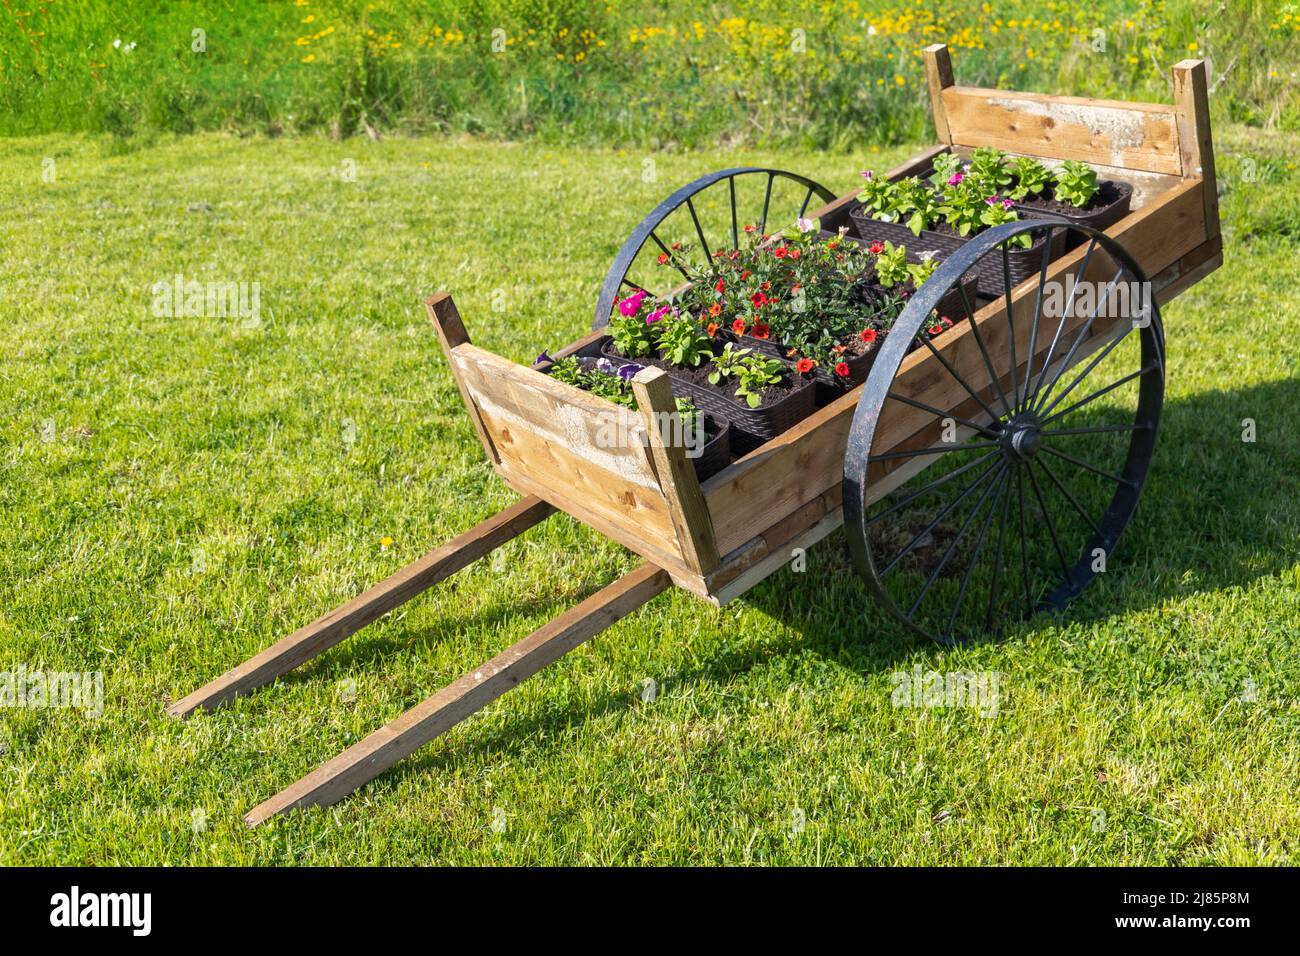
top-left (1, 126), bottom-right (1299, 865)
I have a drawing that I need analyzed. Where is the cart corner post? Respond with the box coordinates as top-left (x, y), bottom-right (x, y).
top-left (1171, 58), bottom-right (1221, 242)
top-left (425, 292), bottom-right (501, 465)
top-left (923, 43), bottom-right (955, 145)
top-left (630, 366), bottom-right (721, 579)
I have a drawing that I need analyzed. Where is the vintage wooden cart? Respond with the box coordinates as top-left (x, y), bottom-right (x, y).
top-left (171, 46), bottom-right (1221, 825)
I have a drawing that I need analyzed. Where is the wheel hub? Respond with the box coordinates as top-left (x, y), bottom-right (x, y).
top-left (1000, 418), bottom-right (1042, 462)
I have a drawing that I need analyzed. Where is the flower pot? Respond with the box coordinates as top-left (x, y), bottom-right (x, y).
top-left (847, 202), bottom-right (1066, 299)
top-left (537, 353), bottom-right (734, 480)
top-left (1011, 180), bottom-right (1134, 249)
top-left (600, 338), bottom-right (815, 455)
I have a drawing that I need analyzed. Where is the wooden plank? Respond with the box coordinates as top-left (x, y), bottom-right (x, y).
top-left (168, 496), bottom-right (556, 718)
top-left (425, 294), bottom-right (500, 465)
top-left (923, 44), bottom-right (955, 144)
top-left (630, 367), bottom-right (720, 576)
top-left (244, 563), bottom-right (672, 826)
top-left (703, 178), bottom-right (1205, 555)
top-left (941, 86), bottom-right (1182, 175)
top-left (1173, 59), bottom-right (1221, 239)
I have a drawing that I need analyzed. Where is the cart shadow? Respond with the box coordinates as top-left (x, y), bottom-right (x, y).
top-left (382, 378), bottom-right (1300, 782)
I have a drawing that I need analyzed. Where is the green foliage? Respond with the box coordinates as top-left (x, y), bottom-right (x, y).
top-left (896, 178), bottom-right (941, 235)
top-left (707, 343), bottom-right (786, 407)
top-left (1055, 159), bottom-right (1101, 208)
top-left (856, 172), bottom-right (902, 222)
top-left (656, 313), bottom-right (711, 367)
top-left (608, 300), bottom-right (656, 357)
top-left (968, 146), bottom-right (1013, 192)
top-left (906, 256), bottom-right (939, 287)
top-left (873, 240), bottom-right (910, 288)
top-left (1008, 156), bottom-right (1052, 201)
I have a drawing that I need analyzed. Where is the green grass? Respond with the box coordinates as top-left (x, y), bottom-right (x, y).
top-left (2, 0), bottom-right (1297, 144)
top-left (1, 127), bottom-right (1299, 865)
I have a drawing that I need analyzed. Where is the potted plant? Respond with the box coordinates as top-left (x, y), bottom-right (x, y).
top-left (1008, 158), bottom-right (1134, 248)
top-left (601, 293), bottom-right (815, 454)
top-left (537, 352), bottom-right (733, 480)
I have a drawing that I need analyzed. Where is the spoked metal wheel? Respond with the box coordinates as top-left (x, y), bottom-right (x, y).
top-left (592, 168), bottom-right (835, 329)
top-left (843, 220), bottom-right (1165, 644)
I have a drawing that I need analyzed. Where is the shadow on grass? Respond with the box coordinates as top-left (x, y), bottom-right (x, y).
top-left (288, 378), bottom-right (1300, 790)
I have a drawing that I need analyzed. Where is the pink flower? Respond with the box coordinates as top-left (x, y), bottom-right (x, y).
top-left (948, 172), bottom-right (963, 186)
top-left (1002, 198), bottom-right (1015, 209)
top-left (861, 170), bottom-right (874, 180)
top-left (796, 217), bottom-right (815, 233)
top-left (617, 290), bottom-right (647, 317)
top-left (985, 195), bottom-right (1000, 206)
top-left (645, 305), bottom-right (671, 325)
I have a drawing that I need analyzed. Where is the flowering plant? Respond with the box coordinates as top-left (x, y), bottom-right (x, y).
top-left (608, 289), bottom-right (657, 357)
top-left (857, 170), bottom-right (903, 223)
top-left (872, 240), bottom-right (911, 288)
top-left (655, 312), bottom-right (711, 366)
top-left (967, 146), bottom-right (1014, 192)
top-left (547, 354), bottom-right (701, 427)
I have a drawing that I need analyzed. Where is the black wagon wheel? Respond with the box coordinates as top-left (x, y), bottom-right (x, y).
top-left (843, 220), bottom-right (1165, 644)
top-left (592, 167), bottom-right (836, 329)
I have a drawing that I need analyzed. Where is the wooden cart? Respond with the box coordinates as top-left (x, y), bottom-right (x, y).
top-left (171, 46), bottom-right (1221, 825)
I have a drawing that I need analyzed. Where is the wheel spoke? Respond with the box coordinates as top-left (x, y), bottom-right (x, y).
top-left (799, 184), bottom-right (815, 218)
top-left (985, 468), bottom-right (1013, 632)
top-left (946, 467), bottom-right (1010, 637)
top-left (1018, 226), bottom-right (1054, 415)
top-left (1041, 364), bottom-right (1158, 427)
top-left (1026, 236), bottom-right (1097, 410)
top-left (1041, 423), bottom-right (1147, 438)
top-left (1033, 456), bottom-right (1102, 538)
top-left (868, 450), bottom-right (1002, 527)
top-left (1040, 444), bottom-right (1137, 489)
top-left (868, 440), bottom-right (999, 464)
top-left (913, 332), bottom-right (1005, 424)
top-left (956, 283), bottom-right (1015, 419)
top-left (886, 390), bottom-right (1001, 438)
top-left (1002, 244), bottom-right (1020, 410)
top-left (880, 459), bottom-right (1003, 577)
top-left (685, 196), bottom-right (711, 265)
top-left (728, 176), bottom-right (739, 250)
top-left (1037, 320), bottom-right (1135, 422)
top-left (1015, 467), bottom-right (1033, 615)
top-left (648, 230), bottom-right (692, 282)
top-left (1025, 457), bottom-right (1074, 586)
top-left (760, 173), bottom-right (774, 236)
top-left (1031, 266), bottom-right (1124, 416)
top-left (908, 463), bottom-right (1006, 617)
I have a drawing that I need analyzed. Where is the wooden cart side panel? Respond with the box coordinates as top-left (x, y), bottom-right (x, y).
top-left (939, 85), bottom-right (1182, 175)
top-left (703, 178), bottom-right (1207, 556)
top-left (444, 341), bottom-right (715, 591)
top-left (1173, 59), bottom-right (1221, 240)
top-left (426, 294), bottom-right (501, 465)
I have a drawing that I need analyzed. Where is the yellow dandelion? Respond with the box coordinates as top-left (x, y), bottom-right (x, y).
top-left (302, 53), bottom-right (316, 62)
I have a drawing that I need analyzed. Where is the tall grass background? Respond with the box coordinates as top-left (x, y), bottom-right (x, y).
top-left (1, 0), bottom-right (1296, 147)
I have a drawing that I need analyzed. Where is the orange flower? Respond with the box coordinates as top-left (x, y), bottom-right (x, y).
top-left (795, 358), bottom-right (816, 374)
top-left (708, 302), bottom-right (722, 318)
top-left (706, 322), bottom-right (719, 338)
top-left (731, 318), bottom-right (747, 335)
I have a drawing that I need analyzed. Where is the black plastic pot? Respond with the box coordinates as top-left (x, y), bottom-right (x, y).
top-left (1011, 180), bottom-right (1134, 250)
top-left (600, 338), bottom-right (815, 455)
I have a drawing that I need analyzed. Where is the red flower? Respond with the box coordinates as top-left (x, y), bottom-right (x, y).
top-left (789, 248), bottom-right (802, 260)
top-left (656, 253), bottom-right (669, 265)
top-left (752, 323), bottom-right (770, 340)
top-left (835, 362), bottom-right (851, 378)
top-left (740, 269), bottom-right (751, 280)
top-left (743, 224), bottom-right (756, 233)
top-left (708, 302), bottom-right (722, 318)
top-left (706, 322), bottom-right (719, 338)
top-left (715, 278), bottom-right (726, 293)
top-left (773, 246), bottom-right (787, 258)
top-left (795, 358), bottom-right (816, 374)
top-left (760, 281), bottom-right (771, 292)
top-left (860, 328), bottom-right (878, 344)
top-left (868, 241), bottom-right (884, 255)
top-left (928, 324), bottom-right (945, 337)
top-left (750, 291), bottom-right (768, 308)
top-left (731, 318), bottom-right (747, 335)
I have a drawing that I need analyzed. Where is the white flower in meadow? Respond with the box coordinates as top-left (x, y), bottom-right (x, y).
top-left (113, 38), bottom-right (121, 48)
top-left (867, 25), bottom-right (878, 36)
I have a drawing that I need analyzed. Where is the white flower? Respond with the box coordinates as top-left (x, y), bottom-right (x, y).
top-left (113, 38), bottom-right (121, 48)
top-left (867, 25), bottom-right (878, 36)
top-left (795, 217), bottom-right (815, 233)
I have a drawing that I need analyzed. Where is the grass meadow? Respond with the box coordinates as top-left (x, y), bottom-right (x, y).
top-left (1, 1), bottom-right (1297, 145)
top-left (1, 118), bottom-right (1299, 863)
